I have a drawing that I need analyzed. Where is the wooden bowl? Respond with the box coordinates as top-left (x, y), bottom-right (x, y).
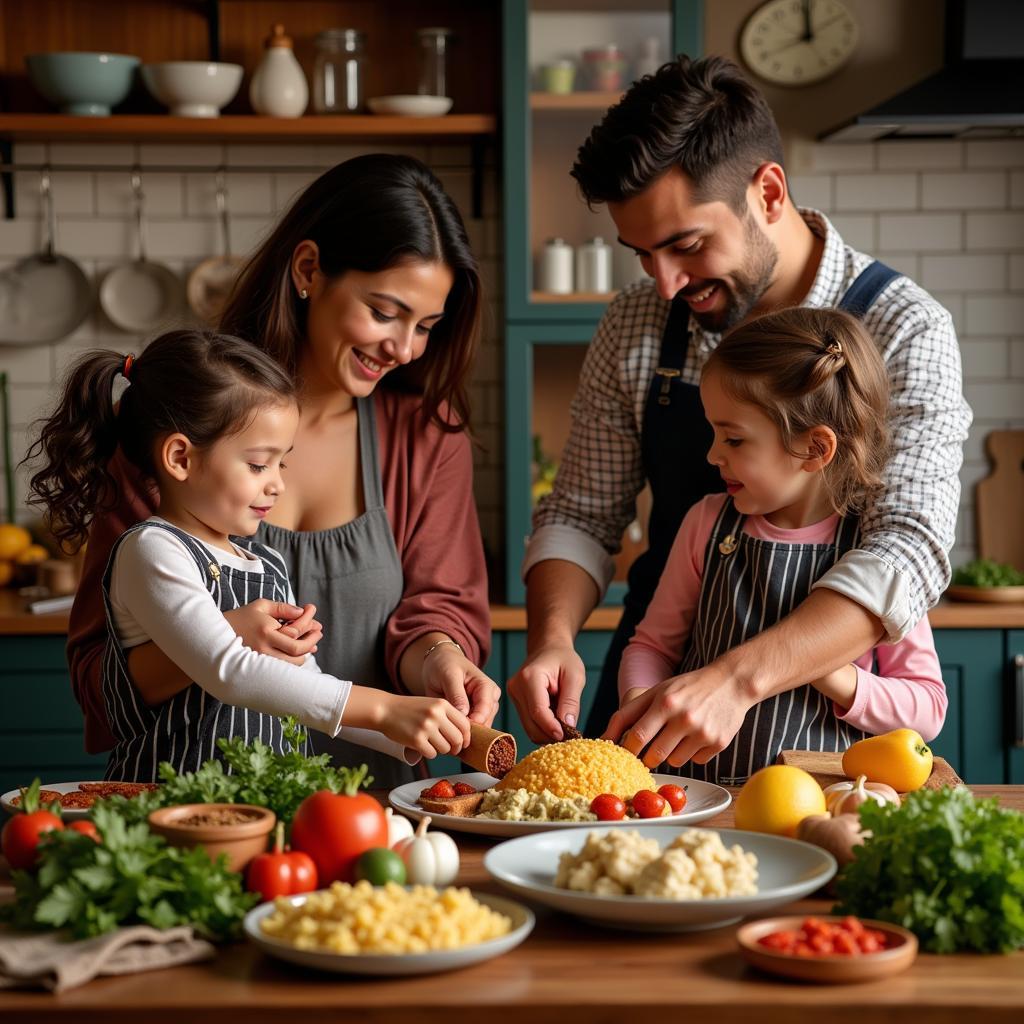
top-left (945, 584), bottom-right (1024, 604)
top-left (737, 915), bottom-right (918, 983)
top-left (148, 803), bottom-right (275, 873)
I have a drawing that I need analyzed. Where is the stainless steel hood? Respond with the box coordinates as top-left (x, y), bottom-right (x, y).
top-left (820, 0), bottom-right (1024, 142)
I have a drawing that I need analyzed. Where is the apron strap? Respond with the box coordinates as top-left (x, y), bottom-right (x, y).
top-left (356, 395), bottom-right (386, 511)
top-left (838, 260), bottom-right (901, 318)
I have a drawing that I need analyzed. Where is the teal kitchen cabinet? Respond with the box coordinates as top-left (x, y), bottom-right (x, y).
top-left (1007, 630), bottom-right (1024, 784)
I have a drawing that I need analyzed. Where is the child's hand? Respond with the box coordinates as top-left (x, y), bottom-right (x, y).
top-left (223, 600), bottom-right (322, 665)
top-left (620, 686), bottom-right (647, 707)
top-left (379, 694), bottom-right (473, 760)
top-left (809, 663), bottom-right (858, 709)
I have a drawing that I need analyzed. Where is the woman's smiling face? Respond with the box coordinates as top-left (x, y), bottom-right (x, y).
top-left (302, 257), bottom-right (453, 397)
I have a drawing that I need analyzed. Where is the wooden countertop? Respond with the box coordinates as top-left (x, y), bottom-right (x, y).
top-left (0, 785), bottom-right (1020, 1023)
top-left (2, 588), bottom-right (1023, 636)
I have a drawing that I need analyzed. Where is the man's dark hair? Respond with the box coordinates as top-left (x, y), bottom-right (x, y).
top-left (571, 54), bottom-right (784, 212)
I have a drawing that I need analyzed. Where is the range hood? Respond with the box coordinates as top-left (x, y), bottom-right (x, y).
top-left (820, 0), bottom-right (1024, 142)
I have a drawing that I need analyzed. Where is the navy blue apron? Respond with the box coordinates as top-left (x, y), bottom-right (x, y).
top-left (584, 260), bottom-right (899, 735)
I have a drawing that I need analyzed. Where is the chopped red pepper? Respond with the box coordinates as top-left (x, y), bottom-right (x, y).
top-left (757, 916), bottom-right (891, 957)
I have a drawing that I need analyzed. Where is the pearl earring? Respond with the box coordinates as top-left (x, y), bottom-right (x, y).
top-left (299, 288), bottom-right (308, 299)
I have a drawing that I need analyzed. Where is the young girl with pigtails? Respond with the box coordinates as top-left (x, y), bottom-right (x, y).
top-left (606, 307), bottom-right (947, 785)
top-left (28, 330), bottom-right (471, 781)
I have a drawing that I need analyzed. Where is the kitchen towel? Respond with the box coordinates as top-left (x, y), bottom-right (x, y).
top-left (0, 924), bottom-right (215, 992)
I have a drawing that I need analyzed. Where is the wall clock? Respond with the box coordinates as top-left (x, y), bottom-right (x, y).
top-left (739, 0), bottom-right (859, 86)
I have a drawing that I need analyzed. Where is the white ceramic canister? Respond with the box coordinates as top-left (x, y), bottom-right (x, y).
top-left (537, 238), bottom-right (574, 294)
top-left (575, 236), bottom-right (612, 293)
top-left (250, 23), bottom-right (309, 117)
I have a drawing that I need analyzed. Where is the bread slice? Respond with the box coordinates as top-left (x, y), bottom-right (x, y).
top-left (416, 791), bottom-right (486, 817)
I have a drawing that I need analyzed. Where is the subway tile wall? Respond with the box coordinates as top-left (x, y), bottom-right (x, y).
top-left (2, 137), bottom-right (1023, 586)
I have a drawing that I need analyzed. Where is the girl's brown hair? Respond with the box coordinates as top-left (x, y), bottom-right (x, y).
top-left (703, 307), bottom-right (890, 515)
top-left (26, 329), bottom-right (297, 551)
top-left (219, 153), bottom-right (481, 432)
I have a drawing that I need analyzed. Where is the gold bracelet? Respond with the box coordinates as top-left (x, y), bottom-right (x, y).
top-left (423, 638), bottom-right (463, 662)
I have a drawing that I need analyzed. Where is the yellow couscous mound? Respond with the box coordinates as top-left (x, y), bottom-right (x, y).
top-left (494, 738), bottom-right (656, 799)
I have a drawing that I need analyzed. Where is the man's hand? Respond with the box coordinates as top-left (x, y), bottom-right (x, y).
top-left (223, 600), bottom-right (322, 665)
top-left (508, 643), bottom-right (587, 743)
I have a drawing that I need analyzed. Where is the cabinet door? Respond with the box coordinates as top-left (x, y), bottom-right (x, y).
top-left (1007, 630), bottom-right (1024, 785)
top-left (931, 629), bottom-right (1006, 784)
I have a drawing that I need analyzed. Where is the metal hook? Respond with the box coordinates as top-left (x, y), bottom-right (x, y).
top-left (130, 166), bottom-right (148, 263)
top-left (215, 167), bottom-right (231, 261)
top-left (39, 165), bottom-right (56, 261)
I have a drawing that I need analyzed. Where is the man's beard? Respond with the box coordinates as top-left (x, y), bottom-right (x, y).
top-left (690, 213), bottom-right (779, 334)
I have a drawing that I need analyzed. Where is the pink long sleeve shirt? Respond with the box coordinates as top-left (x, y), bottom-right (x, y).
top-left (619, 494), bottom-right (948, 742)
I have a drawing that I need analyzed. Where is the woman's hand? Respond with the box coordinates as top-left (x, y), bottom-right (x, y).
top-left (222, 600), bottom-right (323, 665)
top-left (400, 633), bottom-right (501, 727)
top-left (346, 687), bottom-right (472, 760)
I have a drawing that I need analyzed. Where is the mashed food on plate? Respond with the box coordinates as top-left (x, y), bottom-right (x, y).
top-left (494, 738), bottom-right (657, 799)
top-left (554, 829), bottom-right (758, 898)
top-left (475, 787), bottom-right (596, 822)
top-left (259, 881), bottom-right (511, 955)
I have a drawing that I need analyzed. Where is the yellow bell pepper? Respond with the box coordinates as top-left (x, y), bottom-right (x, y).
top-left (841, 728), bottom-right (933, 792)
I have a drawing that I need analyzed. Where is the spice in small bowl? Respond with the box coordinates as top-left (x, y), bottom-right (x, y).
top-left (148, 803), bottom-right (275, 873)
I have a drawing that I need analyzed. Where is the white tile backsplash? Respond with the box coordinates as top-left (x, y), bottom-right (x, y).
top-left (877, 140), bottom-right (964, 171)
top-left (878, 212), bottom-right (962, 252)
top-left (922, 172), bottom-right (1007, 210)
top-left (835, 174), bottom-right (917, 211)
top-left (921, 253), bottom-right (1007, 292)
top-left (966, 139), bottom-right (1024, 169)
top-left (964, 295), bottom-right (1024, 336)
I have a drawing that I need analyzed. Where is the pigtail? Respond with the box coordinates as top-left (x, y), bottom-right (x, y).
top-left (25, 351), bottom-right (127, 551)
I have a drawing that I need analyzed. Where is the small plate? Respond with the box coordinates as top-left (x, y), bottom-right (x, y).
top-left (1, 781), bottom-right (102, 820)
top-left (737, 915), bottom-right (918, 983)
top-left (367, 94), bottom-right (453, 116)
top-left (484, 825), bottom-right (836, 932)
top-left (388, 772), bottom-right (731, 837)
top-left (945, 584), bottom-right (1024, 604)
top-left (244, 889), bottom-right (534, 976)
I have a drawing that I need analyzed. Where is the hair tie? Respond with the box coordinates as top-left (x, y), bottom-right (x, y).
top-left (823, 338), bottom-right (843, 357)
top-left (122, 353), bottom-right (135, 380)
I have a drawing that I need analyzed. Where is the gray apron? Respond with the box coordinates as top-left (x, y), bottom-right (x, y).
top-left (258, 395), bottom-right (409, 788)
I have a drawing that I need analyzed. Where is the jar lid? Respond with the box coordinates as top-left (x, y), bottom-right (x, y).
top-left (417, 26), bottom-right (454, 36)
top-left (266, 23), bottom-right (293, 49)
top-left (545, 59), bottom-right (576, 69)
top-left (545, 237), bottom-right (567, 246)
top-left (315, 28), bottom-right (365, 49)
top-left (584, 236), bottom-right (606, 245)
top-left (582, 44), bottom-right (623, 59)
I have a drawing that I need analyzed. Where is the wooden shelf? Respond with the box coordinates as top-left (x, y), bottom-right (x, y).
top-left (0, 113), bottom-right (497, 143)
top-left (531, 290), bottom-right (618, 303)
top-left (530, 91), bottom-right (623, 110)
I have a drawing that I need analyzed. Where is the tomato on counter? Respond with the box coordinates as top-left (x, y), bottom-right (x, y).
top-left (1, 779), bottom-right (64, 870)
top-left (758, 916), bottom-right (891, 956)
top-left (247, 822), bottom-right (318, 901)
top-left (291, 788), bottom-right (388, 885)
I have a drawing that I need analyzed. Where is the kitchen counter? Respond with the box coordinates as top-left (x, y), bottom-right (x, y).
top-left (0, 785), bottom-right (1020, 1023)
top-left (2, 589), bottom-right (1023, 634)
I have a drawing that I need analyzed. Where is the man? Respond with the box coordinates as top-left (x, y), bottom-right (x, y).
top-left (508, 55), bottom-right (970, 775)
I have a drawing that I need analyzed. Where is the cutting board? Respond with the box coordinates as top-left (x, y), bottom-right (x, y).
top-left (976, 429), bottom-right (1024, 570)
top-left (776, 749), bottom-right (962, 791)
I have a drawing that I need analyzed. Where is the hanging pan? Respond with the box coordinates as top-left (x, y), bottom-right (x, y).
top-left (186, 170), bottom-right (244, 324)
top-left (99, 169), bottom-right (182, 333)
top-left (0, 169), bottom-right (93, 345)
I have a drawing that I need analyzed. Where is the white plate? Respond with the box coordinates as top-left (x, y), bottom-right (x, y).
top-left (1, 781), bottom-right (102, 820)
top-left (484, 825), bottom-right (836, 932)
top-left (388, 771), bottom-right (731, 837)
top-left (367, 94), bottom-right (453, 116)
top-left (244, 889), bottom-right (534, 976)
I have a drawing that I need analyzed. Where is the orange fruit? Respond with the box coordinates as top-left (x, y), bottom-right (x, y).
top-left (14, 544), bottom-right (48, 566)
top-left (0, 524), bottom-right (31, 561)
top-left (0, 561), bottom-right (12, 587)
top-left (734, 765), bottom-right (826, 838)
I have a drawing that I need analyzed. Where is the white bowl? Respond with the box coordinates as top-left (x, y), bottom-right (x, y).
top-left (367, 94), bottom-right (452, 117)
top-left (141, 61), bottom-right (243, 117)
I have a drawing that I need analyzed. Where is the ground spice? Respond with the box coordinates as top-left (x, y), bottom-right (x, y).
top-left (175, 808), bottom-right (264, 828)
top-left (486, 735), bottom-right (516, 777)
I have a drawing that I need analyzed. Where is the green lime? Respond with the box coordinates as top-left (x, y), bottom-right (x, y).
top-left (355, 847), bottom-right (407, 886)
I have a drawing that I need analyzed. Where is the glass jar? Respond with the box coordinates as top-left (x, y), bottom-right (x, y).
top-left (313, 29), bottom-right (366, 113)
top-left (581, 44), bottom-right (627, 91)
top-left (417, 27), bottom-right (453, 98)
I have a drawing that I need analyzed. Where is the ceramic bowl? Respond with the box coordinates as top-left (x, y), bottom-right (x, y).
top-left (736, 915), bottom-right (918, 983)
top-left (148, 803), bottom-right (275, 872)
top-left (140, 61), bottom-right (243, 117)
top-left (26, 52), bottom-right (139, 116)
top-left (367, 95), bottom-right (452, 117)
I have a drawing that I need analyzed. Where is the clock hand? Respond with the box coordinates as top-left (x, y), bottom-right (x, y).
top-left (801, 0), bottom-right (813, 41)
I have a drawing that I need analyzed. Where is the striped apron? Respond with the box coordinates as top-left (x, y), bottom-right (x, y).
top-left (100, 520), bottom-right (306, 782)
top-left (665, 498), bottom-right (868, 785)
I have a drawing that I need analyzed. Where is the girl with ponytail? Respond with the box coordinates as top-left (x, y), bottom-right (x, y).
top-left (28, 330), bottom-right (471, 781)
top-left (606, 308), bottom-right (947, 784)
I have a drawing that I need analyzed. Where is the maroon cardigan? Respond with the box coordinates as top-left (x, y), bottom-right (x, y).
top-left (67, 390), bottom-right (492, 753)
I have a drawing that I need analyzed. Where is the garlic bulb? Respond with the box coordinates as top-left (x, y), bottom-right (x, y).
top-left (823, 775), bottom-right (900, 816)
top-left (385, 808), bottom-right (415, 848)
top-left (393, 816), bottom-right (460, 886)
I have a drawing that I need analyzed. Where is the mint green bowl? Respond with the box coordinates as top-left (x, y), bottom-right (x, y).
top-left (26, 52), bottom-right (140, 116)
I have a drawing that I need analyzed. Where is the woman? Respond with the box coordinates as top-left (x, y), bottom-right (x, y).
top-left (68, 154), bottom-right (497, 787)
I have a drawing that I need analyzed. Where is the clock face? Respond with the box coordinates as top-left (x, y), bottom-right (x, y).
top-left (739, 0), bottom-right (859, 86)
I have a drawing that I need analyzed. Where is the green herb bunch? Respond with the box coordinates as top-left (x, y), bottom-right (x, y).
top-left (951, 558), bottom-right (1024, 587)
top-left (834, 787), bottom-right (1024, 953)
top-left (1, 802), bottom-right (258, 940)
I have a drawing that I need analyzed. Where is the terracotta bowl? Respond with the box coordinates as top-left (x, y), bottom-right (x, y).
top-left (148, 803), bottom-right (275, 873)
top-left (737, 915), bottom-right (918, 983)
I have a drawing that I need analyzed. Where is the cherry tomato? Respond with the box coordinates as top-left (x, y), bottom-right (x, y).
top-left (452, 783), bottom-right (477, 796)
top-left (291, 789), bottom-right (388, 885)
top-left (631, 790), bottom-right (668, 819)
top-left (422, 779), bottom-right (456, 799)
top-left (67, 820), bottom-right (100, 842)
top-left (2, 810), bottom-right (63, 870)
top-left (247, 822), bottom-right (318, 901)
top-left (590, 793), bottom-right (626, 821)
top-left (657, 783), bottom-right (688, 813)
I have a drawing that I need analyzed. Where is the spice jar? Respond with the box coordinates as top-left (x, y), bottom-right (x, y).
top-left (537, 238), bottom-right (574, 294)
top-left (581, 45), bottom-right (627, 91)
top-left (417, 27), bottom-right (453, 97)
top-left (313, 29), bottom-right (366, 113)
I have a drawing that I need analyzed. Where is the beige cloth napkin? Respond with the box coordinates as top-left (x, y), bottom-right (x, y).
top-left (0, 924), bottom-right (216, 992)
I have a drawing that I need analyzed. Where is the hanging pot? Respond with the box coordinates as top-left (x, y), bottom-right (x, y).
top-left (186, 171), bottom-right (244, 325)
top-left (0, 169), bottom-right (93, 345)
top-left (99, 169), bottom-right (182, 334)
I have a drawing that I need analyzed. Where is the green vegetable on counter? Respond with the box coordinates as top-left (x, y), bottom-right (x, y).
top-left (834, 786), bottom-right (1024, 954)
top-left (951, 558), bottom-right (1024, 587)
top-left (1, 802), bottom-right (258, 940)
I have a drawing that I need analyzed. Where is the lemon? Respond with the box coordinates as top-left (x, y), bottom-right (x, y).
top-left (0, 524), bottom-right (31, 562)
top-left (734, 765), bottom-right (826, 838)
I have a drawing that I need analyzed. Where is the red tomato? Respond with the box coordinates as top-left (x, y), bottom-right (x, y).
top-left (422, 779), bottom-right (456, 799)
top-left (657, 784), bottom-right (688, 813)
top-left (290, 789), bottom-right (387, 885)
top-left (452, 783), bottom-right (477, 796)
top-left (590, 793), bottom-right (626, 821)
top-left (67, 820), bottom-right (100, 842)
top-left (631, 790), bottom-right (667, 819)
top-left (247, 823), bottom-right (318, 901)
top-left (2, 810), bottom-right (64, 870)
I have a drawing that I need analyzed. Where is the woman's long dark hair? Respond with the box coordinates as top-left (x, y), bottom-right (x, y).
top-left (219, 154), bottom-right (481, 432)
top-left (26, 329), bottom-right (296, 550)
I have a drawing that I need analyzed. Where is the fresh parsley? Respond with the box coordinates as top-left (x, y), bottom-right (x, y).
top-left (951, 558), bottom-right (1024, 587)
top-left (834, 786), bottom-right (1024, 953)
